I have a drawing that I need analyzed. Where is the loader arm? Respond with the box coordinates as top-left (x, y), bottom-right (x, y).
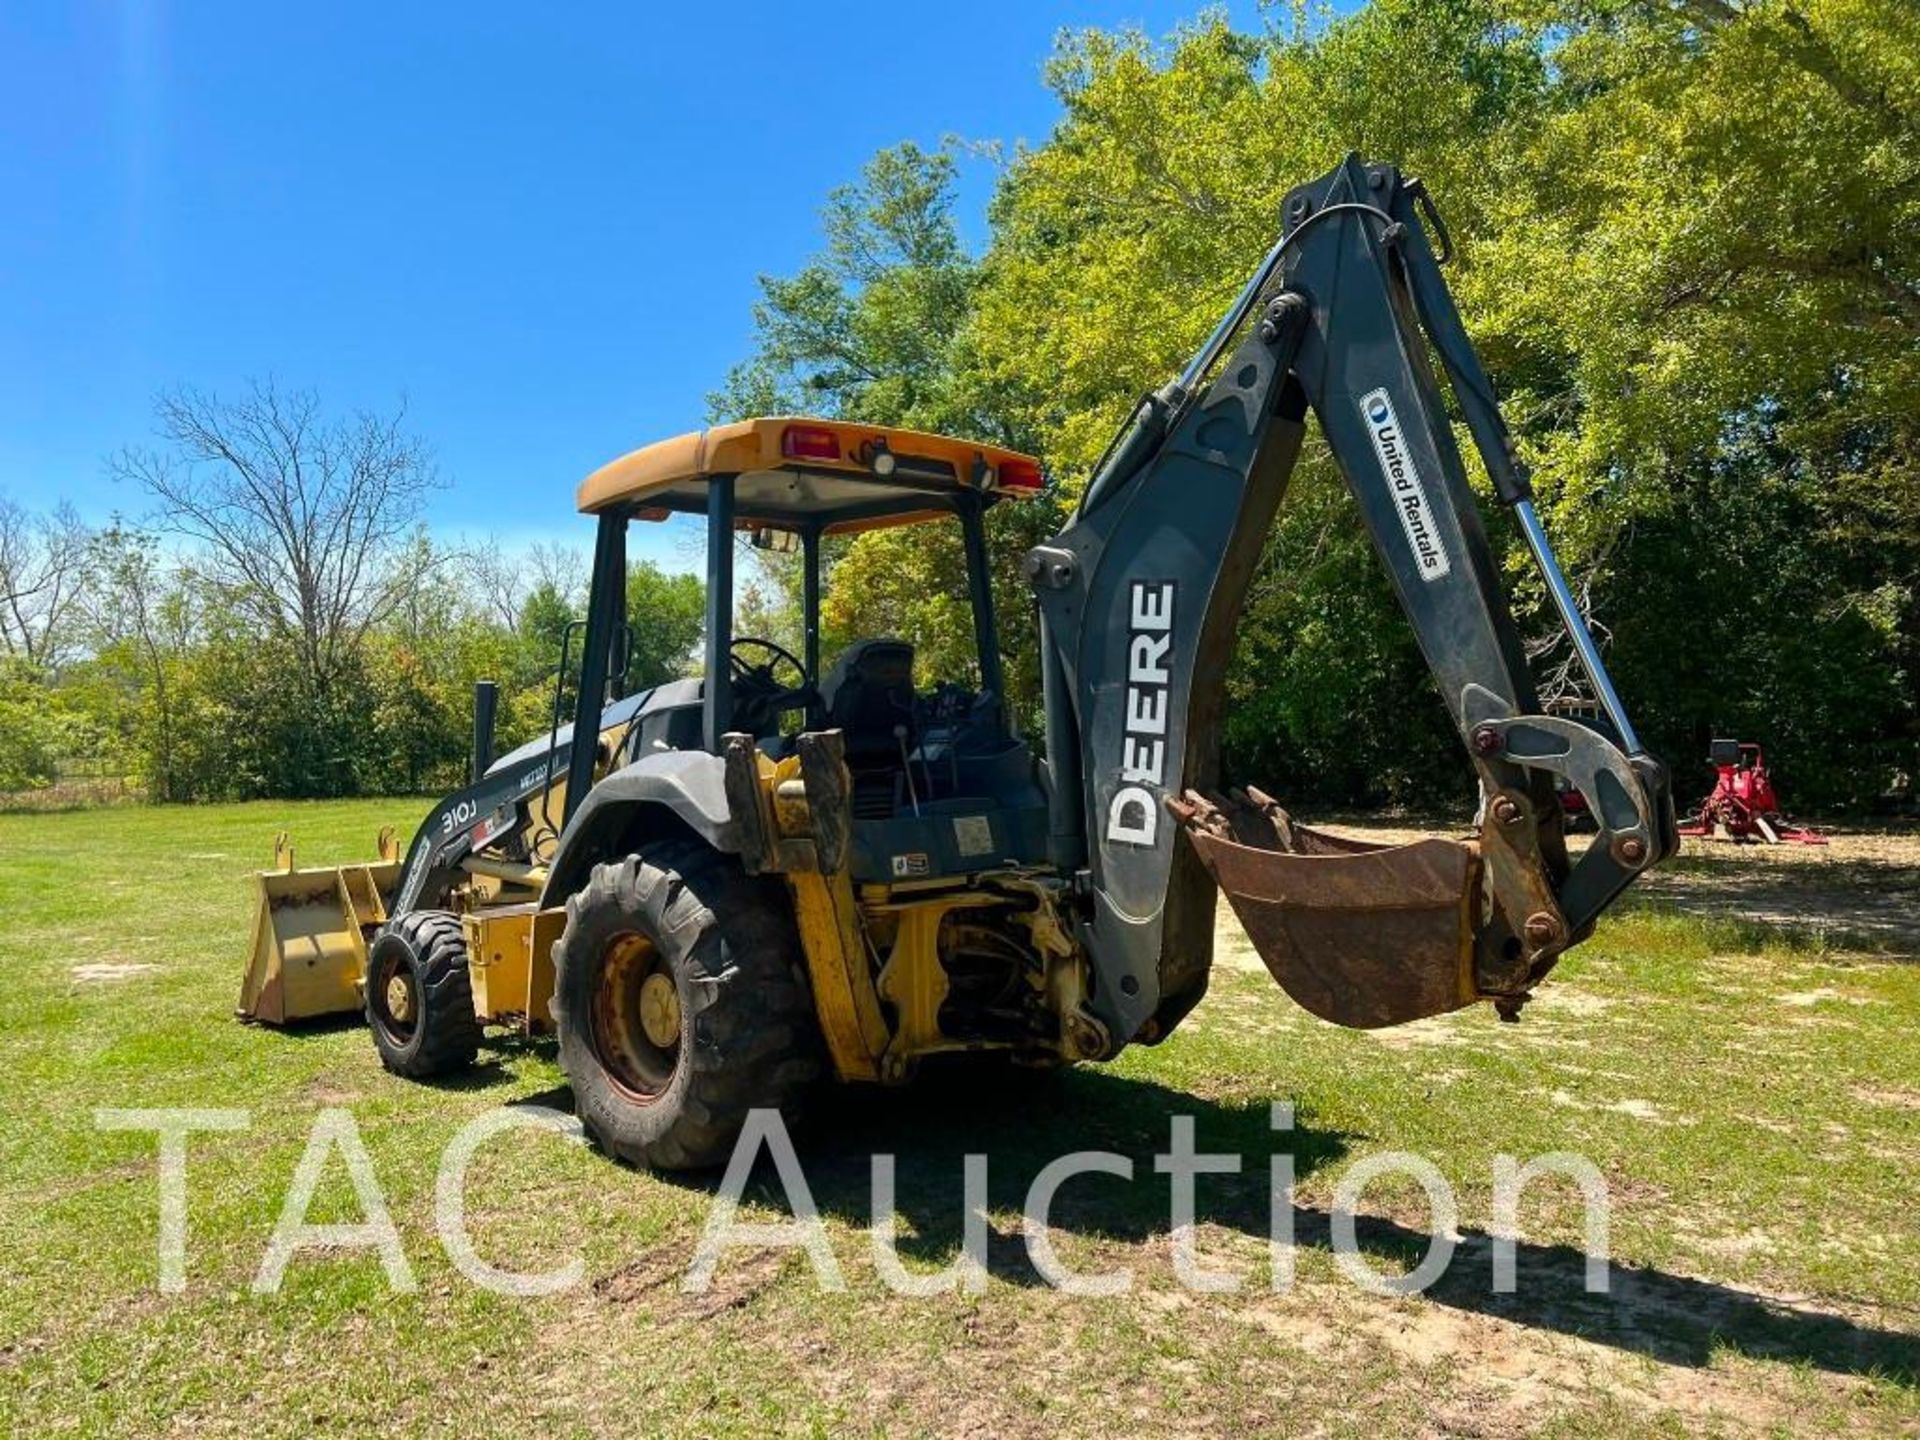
top-left (1031, 155), bottom-right (1677, 1044)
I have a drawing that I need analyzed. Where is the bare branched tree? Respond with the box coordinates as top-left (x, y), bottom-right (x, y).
top-left (467, 536), bottom-right (588, 628)
top-left (111, 380), bottom-right (442, 695)
top-left (466, 539), bottom-right (527, 629)
top-left (1524, 563), bottom-right (1614, 710)
top-left (0, 496), bottom-right (92, 668)
top-left (525, 540), bottom-right (588, 608)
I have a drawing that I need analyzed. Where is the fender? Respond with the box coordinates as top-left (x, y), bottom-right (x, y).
top-left (539, 748), bottom-right (741, 907)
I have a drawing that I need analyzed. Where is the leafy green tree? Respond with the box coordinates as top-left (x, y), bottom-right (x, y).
top-left (712, 142), bottom-right (985, 430)
top-left (968, 6), bottom-right (1547, 799)
top-left (1460, 0), bottom-right (1920, 805)
top-left (709, 142), bottom-right (1063, 717)
top-left (0, 659), bottom-right (83, 790)
top-left (624, 561), bottom-right (705, 689)
top-left (519, 582), bottom-right (577, 670)
top-left (80, 526), bottom-right (196, 800)
top-left (109, 382), bottom-right (442, 796)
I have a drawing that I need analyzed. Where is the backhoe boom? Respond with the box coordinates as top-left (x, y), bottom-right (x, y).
top-left (1031, 154), bottom-right (1677, 1043)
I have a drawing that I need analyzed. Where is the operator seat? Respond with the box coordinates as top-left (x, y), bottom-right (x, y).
top-left (819, 638), bottom-right (915, 763)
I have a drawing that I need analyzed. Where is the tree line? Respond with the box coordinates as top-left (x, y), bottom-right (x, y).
top-left (0, 381), bottom-right (703, 801)
top-left (5, 0), bottom-right (1915, 813)
top-left (710, 0), bottom-right (1918, 814)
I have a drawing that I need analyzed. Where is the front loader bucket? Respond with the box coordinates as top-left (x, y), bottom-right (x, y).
top-left (237, 833), bottom-right (400, 1025)
top-left (1172, 791), bottom-right (1483, 1029)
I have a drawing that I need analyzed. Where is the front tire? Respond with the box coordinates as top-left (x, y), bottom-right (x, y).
top-left (551, 843), bottom-right (822, 1170)
top-left (366, 910), bottom-right (482, 1078)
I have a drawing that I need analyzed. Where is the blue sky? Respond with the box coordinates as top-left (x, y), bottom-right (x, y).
top-left (1, 1), bottom-right (1265, 570)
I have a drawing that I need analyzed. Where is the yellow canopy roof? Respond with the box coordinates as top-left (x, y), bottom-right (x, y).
top-left (575, 416), bottom-right (1044, 534)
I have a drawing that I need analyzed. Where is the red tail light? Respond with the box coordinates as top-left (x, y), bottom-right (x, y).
top-left (781, 425), bottom-right (842, 461)
top-left (998, 458), bottom-right (1044, 491)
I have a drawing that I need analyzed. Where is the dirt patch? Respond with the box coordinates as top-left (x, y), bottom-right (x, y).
top-left (1851, 1085), bottom-right (1920, 1112)
top-left (1364, 1016), bottom-right (1471, 1049)
top-left (69, 962), bottom-right (157, 983)
top-left (1637, 832), bottom-right (1920, 953)
top-left (593, 1245), bottom-right (787, 1319)
top-left (1306, 820), bottom-right (1920, 956)
top-left (1780, 987), bottom-right (1887, 1008)
top-left (591, 1247), bottom-right (685, 1304)
top-left (1229, 1256), bottom-right (1842, 1435)
top-left (1214, 935), bottom-right (1269, 978)
top-left (1547, 1090), bottom-right (1672, 1123)
top-left (301, 1077), bottom-right (364, 1106)
top-left (1537, 989), bottom-right (1613, 1018)
top-left (0, 1336), bottom-right (51, 1373)
top-left (1684, 1228), bottom-right (1778, 1262)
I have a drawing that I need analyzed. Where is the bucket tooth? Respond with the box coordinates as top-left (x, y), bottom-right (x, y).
top-left (1173, 791), bottom-right (1484, 1029)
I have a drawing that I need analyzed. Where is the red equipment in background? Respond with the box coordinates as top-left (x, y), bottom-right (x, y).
top-left (1676, 739), bottom-right (1827, 845)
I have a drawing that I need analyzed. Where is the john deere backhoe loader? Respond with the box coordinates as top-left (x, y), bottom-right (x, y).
top-left (239, 156), bottom-right (1678, 1169)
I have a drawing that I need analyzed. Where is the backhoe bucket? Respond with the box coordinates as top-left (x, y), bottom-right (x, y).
top-left (237, 832), bottom-right (400, 1026)
top-left (1172, 791), bottom-right (1483, 1029)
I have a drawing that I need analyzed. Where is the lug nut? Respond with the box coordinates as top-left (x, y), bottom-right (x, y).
top-left (1471, 726), bottom-right (1503, 756)
top-left (1612, 835), bottom-right (1648, 867)
top-left (1523, 912), bottom-right (1561, 949)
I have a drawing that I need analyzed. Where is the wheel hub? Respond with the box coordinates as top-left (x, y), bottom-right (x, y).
top-left (639, 972), bottom-right (681, 1048)
top-left (590, 932), bottom-right (678, 1101)
top-left (385, 972), bottom-right (414, 1024)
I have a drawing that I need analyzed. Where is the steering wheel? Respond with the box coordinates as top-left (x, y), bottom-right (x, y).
top-left (728, 636), bottom-right (811, 731)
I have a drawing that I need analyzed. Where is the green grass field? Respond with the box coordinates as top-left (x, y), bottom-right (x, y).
top-left (2, 800), bottom-right (1916, 1437)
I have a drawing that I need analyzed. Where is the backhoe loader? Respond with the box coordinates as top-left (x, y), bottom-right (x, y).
top-left (239, 156), bottom-right (1678, 1169)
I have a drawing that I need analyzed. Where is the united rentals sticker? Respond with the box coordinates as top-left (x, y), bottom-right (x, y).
top-left (1358, 388), bottom-right (1450, 581)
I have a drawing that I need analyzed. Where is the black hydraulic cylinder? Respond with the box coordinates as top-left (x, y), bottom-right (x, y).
top-left (1078, 386), bottom-right (1175, 518)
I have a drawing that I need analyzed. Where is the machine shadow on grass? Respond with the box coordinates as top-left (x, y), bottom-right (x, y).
top-left (312, 989), bottom-right (1916, 1385)
top-left (274, 1019), bottom-right (552, 1092)
top-left (653, 1067), bottom-right (1919, 1388)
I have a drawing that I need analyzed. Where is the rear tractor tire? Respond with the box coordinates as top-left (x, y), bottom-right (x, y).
top-left (551, 843), bottom-right (823, 1171)
top-left (366, 910), bottom-right (484, 1078)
